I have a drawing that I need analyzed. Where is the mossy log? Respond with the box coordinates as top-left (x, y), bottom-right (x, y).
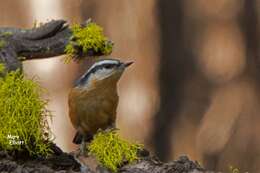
top-left (0, 143), bottom-right (208, 173)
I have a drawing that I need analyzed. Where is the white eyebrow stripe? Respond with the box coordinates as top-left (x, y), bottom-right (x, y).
top-left (78, 60), bottom-right (120, 83)
top-left (75, 59), bottom-right (121, 87)
top-left (87, 60), bottom-right (119, 73)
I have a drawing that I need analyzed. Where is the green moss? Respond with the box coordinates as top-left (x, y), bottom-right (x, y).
top-left (0, 66), bottom-right (53, 157)
top-left (0, 40), bottom-right (6, 49)
top-left (65, 22), bottom-right (113, 62)
top-left (88, 130), bottom-right (143, 172)
top-left (1, 32), bottom-right (12, 37)
top-left (33, 20), bottom-right (44, 28)
top-left (229, 166), bottom-right (240, 173)
top-left (64, 44), bottom-right (76, 63)
top-left (0, 64), bottom-right (5, 74)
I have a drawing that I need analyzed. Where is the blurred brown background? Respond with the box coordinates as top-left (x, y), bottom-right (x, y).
top-left (0, 0), bottom-right (259, 172)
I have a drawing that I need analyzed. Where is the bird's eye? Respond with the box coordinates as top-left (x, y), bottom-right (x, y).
top-left (104, 64), bottom-right (113, 69)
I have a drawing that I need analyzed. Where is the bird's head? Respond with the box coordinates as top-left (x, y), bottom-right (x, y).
top-left (75, 59), bottom-right (133, 89)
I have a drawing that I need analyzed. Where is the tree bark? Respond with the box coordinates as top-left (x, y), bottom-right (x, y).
top-left (0, 145), bottom-right (207, 173)
top-left (0, 20), bottom-right (104, 72)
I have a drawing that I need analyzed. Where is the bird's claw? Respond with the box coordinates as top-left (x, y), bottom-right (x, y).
top-left (72, 152), bottom-right (93, 173)
top-left (104, 123), bottom-right (118, 132)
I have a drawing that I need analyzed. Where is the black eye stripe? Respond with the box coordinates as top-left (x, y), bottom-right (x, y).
top-left (88, 63), bottom-right (117, 74)
top-left (75, 60), bottom-right (121, 87)
top-left (104, 64), bottom-right (115, 69)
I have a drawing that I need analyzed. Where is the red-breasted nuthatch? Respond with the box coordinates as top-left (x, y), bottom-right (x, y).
top-left (68, 59), bottom-right (133, 154)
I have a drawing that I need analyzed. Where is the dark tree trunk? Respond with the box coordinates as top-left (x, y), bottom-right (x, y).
top-left (243, 0), bottom-right (259, 71)
top-left (152, 0), bottom-right (195, 161)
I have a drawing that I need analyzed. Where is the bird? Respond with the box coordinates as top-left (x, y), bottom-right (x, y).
top-left (68, 58), bottom-right (133, 155)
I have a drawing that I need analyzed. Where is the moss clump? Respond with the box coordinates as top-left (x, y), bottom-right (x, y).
top-left (0, 66), bottom-right (53, 157)
top-left (229, 166), bottom-right (240, 173)
top-left (0, 64), bottom-right (5, 73)
top-left (1, 32), bottom-right (12, 37)
top-left (33, 20), bottom-right (44, 28)
top-left (88, 130), bottom-right (143, 172)
top-left (0, 40), bottom-right (6, 49)
top-left (65, 22), bottom-right (113, 62)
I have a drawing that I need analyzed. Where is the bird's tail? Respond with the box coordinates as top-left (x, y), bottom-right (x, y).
top-left (73, 131), bottom-right (93, 144)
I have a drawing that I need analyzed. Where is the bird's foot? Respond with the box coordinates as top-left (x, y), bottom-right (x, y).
top-left (96, 165), bottom-right (111, 173)
top-left (79, 141), bottom-right (90, 157)
top-left (105, 123), bottom-right (118, 132)
top-left (72, 151), bottom-right (93, 173)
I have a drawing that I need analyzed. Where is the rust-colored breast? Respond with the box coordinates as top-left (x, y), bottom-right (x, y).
top-left (68, 85), bottom-right (119, 135)
top-left (68, 89), bottom-right (81, 129)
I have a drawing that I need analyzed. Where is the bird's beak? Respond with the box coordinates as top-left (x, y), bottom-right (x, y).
top-left (124, 61), bottom-right (134, 68)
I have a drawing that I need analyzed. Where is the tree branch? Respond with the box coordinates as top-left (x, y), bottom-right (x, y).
top-left (0, 20), bottom-right (107, 72)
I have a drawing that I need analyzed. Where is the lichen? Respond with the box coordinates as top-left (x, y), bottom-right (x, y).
top-left (229, 166), bottom-right (240, 173)
top-left (0, 65), bottom-right (53, 157)
top-left (65, 21), bottom-right (113, 63)
top-left (88, 130), bottom-right (143, 172)
top-left (0, 40), bottom-right (6, 49)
